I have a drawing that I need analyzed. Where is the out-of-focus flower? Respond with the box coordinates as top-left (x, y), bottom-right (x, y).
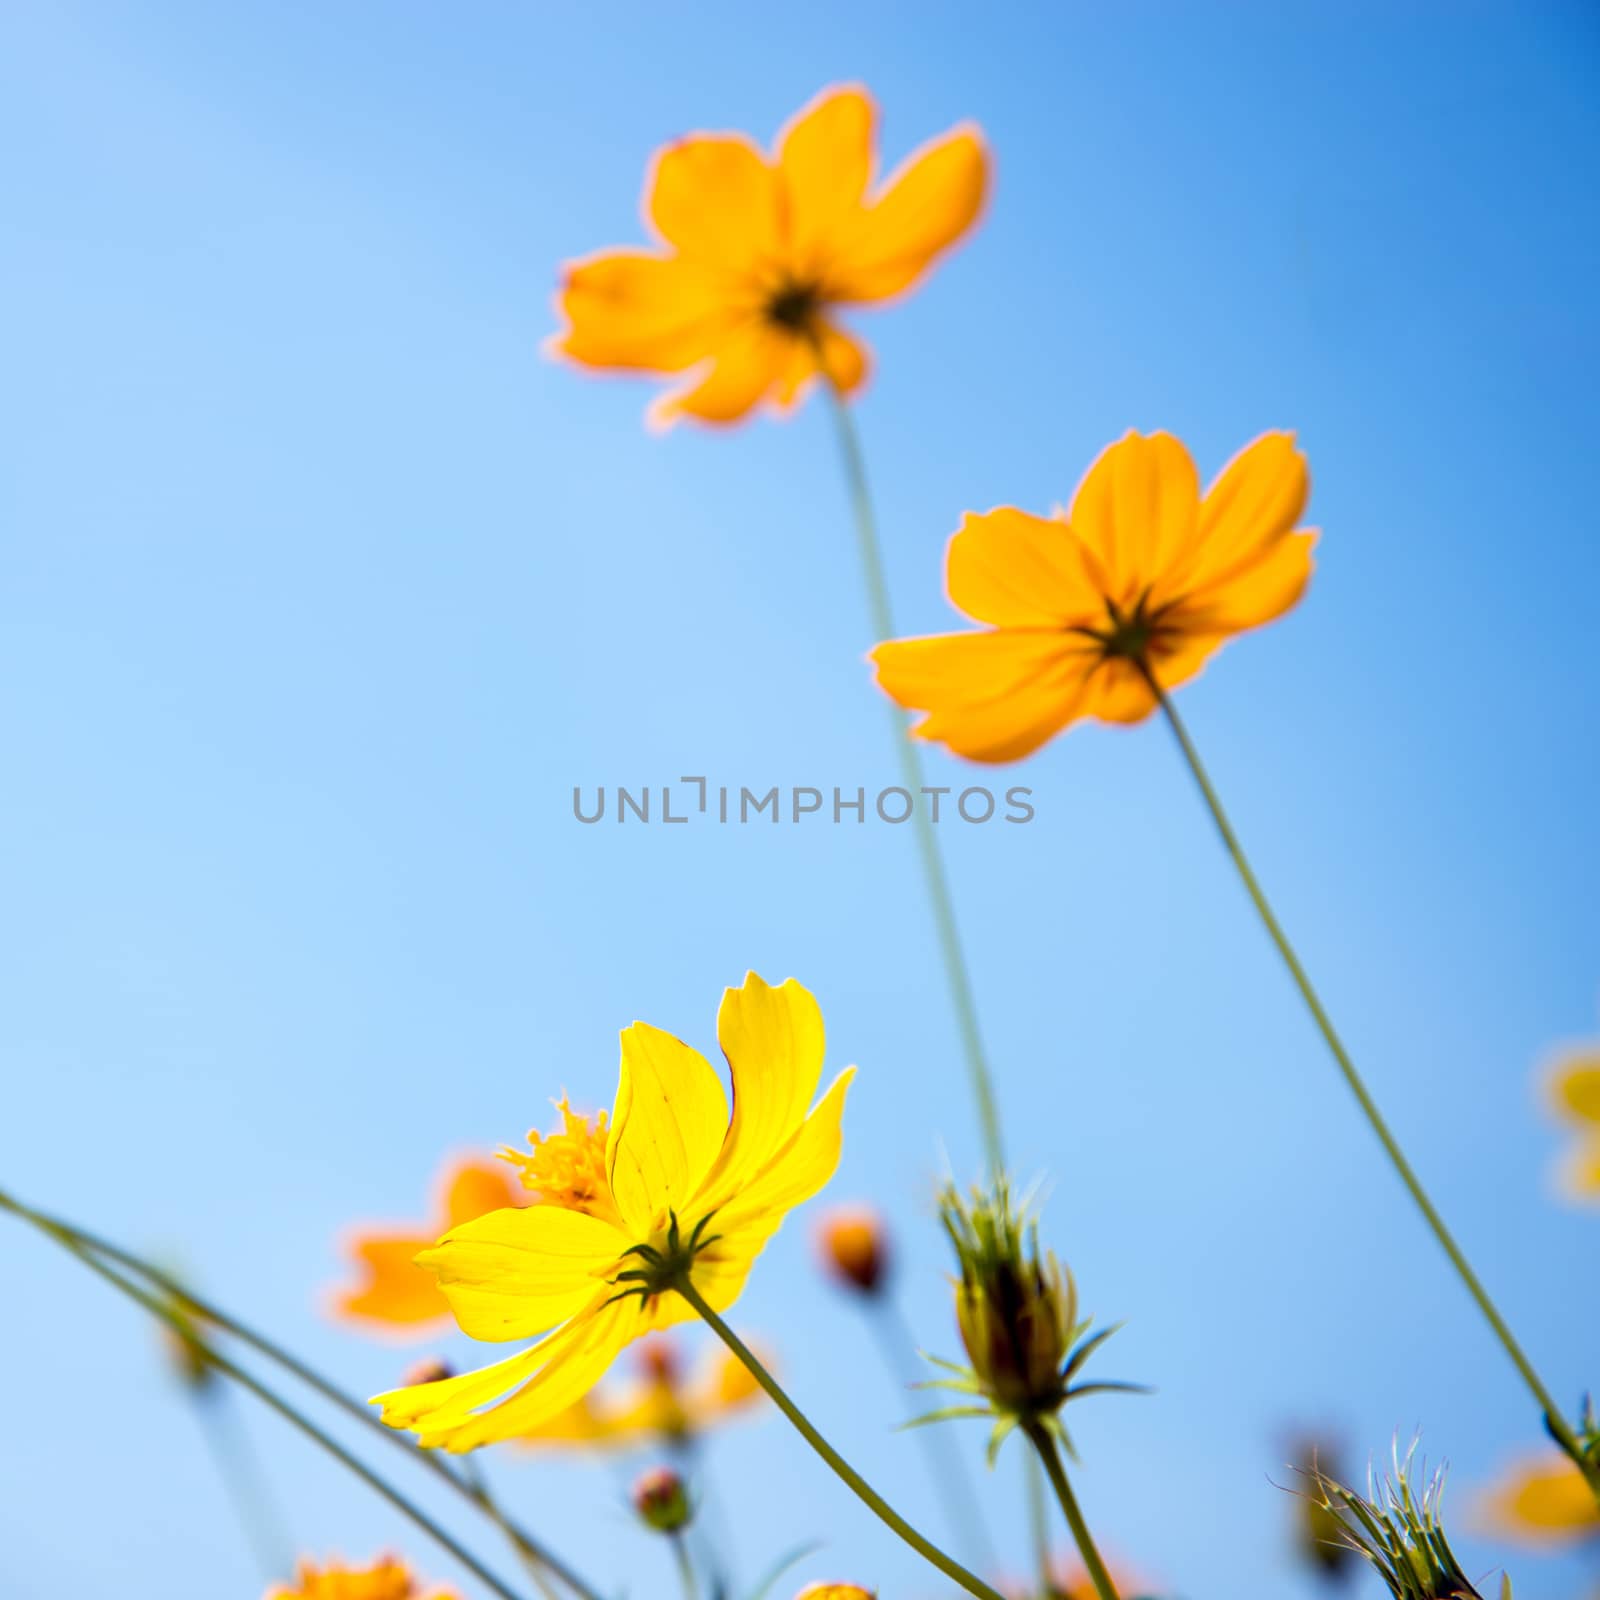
top-left (816, 1204), bottom-right (891, 1295)
top-left (518, 1334), bottom-right (766, 1451)
top-left (920, 1177), bottom-right (1140, 1463)
top-left (265, 1555), bottom-right (455, 1600)
top-left (1305, 1443), bottom-right (1498, 1599)
top-left (332, 1156), bottom-right (526, 1338)
top-left (155, 1276), bottom-right (218, 1395)
top-left (373, 975), bottom-right (852, 1452)
top-left (632, 1464), bottom-right (693, 1533)
top-left (1476, 1451), bottom-right (1600, 1546)
top-left (1286, 1439), bottom-right (1358, 1584)
top-left (547, 84), bottom-right (988, 429)
top-left (795, 1587), bottom-right (875, 1600)
top-left (871, 431), bottom-right (1316, 761)
top-left (1545, 1041), bottom-right (1600, 1201)
top-left (1047, 1559), bottom-right (1148, 1600)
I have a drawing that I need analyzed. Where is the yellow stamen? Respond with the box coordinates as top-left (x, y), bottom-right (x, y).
top-left (500, 1098), bottom-right (614, 1218)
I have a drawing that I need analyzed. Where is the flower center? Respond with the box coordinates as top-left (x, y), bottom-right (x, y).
top-left (501, 1098), bottom-right (613, 1217)
top-left (764, 277), bottom-right (823, 333)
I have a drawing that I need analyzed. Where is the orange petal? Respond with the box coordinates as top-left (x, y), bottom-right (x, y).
top-left (1173, 530), bottom-right (1317, 635)
top-left (872, 630), bottom-right (1094, 762)
top-left (647, 320), bottom-right (788, 429)
top-left (946, 507), bottom-right (1104, 628)
top-left (444, 1157), bottom-right (527, 1229)
top-left (549, 251), bottom-right (733, 373)
top-left (335, 1233), bottom-right (450, 1331)
top-left (1174, 431), bottom-right (1311, 596)
top-left (1077, 659), bottom-right (1159, 726)
top-left (776, 85), bottom-right (877, 274)
top-left (645, 134), bottom-right (778, 269)
top-left (1550, 1053), bottom-right (1600, 1124)
top-left (828, 124), bottom-right (988, 303)
top-left (1068, 431), bottom-right (1200, 609)
top-left (772, 320), bottom-right (870, 409)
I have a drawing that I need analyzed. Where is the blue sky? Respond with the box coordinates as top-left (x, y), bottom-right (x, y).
top-left (2, 3), bottom-right (1598, 1597)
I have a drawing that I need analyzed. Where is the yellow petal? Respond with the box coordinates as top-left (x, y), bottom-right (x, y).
top-left (1076, 659), bottom-right (1159, 727)
top-left (647, 321), bottom-right (788, 429)
top-left (829, 124), bottom-right (989, 303)
top-left (1068, 431), bottom-right (1200, 609)
top-left (646, 134), bottom-right (778, 269)
top-left (607, 1021), bottom-right (730, 1235)
top-left (777, 85), bottom-right (876, 273)
top-left (548, 251), bottom-right (732, 373)
top-left (375, 1340), bottom-right (548, 1430)
top-left (696, 975), bottom-right (825, 1204)
top-left (1174, 430), bottom-right (1311, 596)
top-left (1172, 530), bottom-right (1317, 635)
top-left (771, 320), bottom-right (870, 409)
top-left (946, 508), bottom-right (1103, 628)
top-left (417, 1205), bottom-right (628, 1342)
top-left (1550, 1053), bottom-right (1600, 1124)
top-left (1478, 1453), bottom-right (1600, 1542)
top-left (1558, 1134), bottom-right (1600, 1200)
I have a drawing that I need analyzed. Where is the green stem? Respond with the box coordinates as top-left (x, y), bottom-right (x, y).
top-left (674, 1272), bottom-right (1006, 1600)
top-left (1022, 1422), bottom-right (1119, 1600)
top-left (192, 1386), bottom-right (294, 1580)
top-left (0, 1187), bottom-right (603, 1600)
top-left (1140, 665), bottom-right (1597, 1491)
top-left (460, 1456), bottom-right (563, 1600)
top-left (818, 375), bottom-right (1005, 1178)
top-left (31, 1221), bottom-right (529, 1600)
top-left (670, 1531), bottom-right (699, 1600)
top-left (1026, 1449), bottom-right (1051, 1599)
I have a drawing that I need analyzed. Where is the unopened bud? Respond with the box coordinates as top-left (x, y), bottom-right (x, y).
top-left (403, 1357), bottom-right (454, 1386)
top-left (632, 1466), bottom-right (692, 1533)
top-left (817, 1206), bottom-right (890, 1295)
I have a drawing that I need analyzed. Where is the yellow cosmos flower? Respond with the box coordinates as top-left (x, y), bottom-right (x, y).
top-left (517, 1333), bottom-right (765, 1451)
top-left (1477, 1453), bottom-right (1600, 1546)
top-left (331, 1155), bottom-right (527, 1337)
top-left (1546, 1044), bottom-right (1600, 1201)
top-left (547, 83), bottom-right (988, 429)
top-left (871, 430), bottom-right (1317, 762)
top-left (265, 1555), bottom-right (456, 1600)
top-left (373, 974), bottom-right (853, 1451)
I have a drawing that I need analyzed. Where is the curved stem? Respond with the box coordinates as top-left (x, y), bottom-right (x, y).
top-left (817, 374), bottom-right (1005, 1177)
top-left (673, 1273), bottom-right (1007, 1600)
top-left (1139, 665), bottom-right (1597, 1492)
top-left (1023, 1421), bottom-right (1119, 1600)
top-left (460, 1456), bottom-right (563, 1600)
top-left (30, 1219), bottom-right (529, 1600)
top-left (0, 1188), bottom-right (604, 1600)
top-left (192, 1386), bottom-right (295, 1580)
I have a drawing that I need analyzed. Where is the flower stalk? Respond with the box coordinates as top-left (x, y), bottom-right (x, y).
top-left (1023, 1420), bottom-right (1121, 1600)
top-left (671, 1270), bottom-right (1008, 1600)
top-left (1136, 662), bottom-right (1598, 1501)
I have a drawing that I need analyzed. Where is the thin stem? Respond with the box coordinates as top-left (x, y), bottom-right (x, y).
top-left (670, 1531), bottom-right (699, 1600)
top-left (0, 1187), bottom-right (604, 1600)
top-left (460, 1456), bottom-right (563, 1600)
top-left (1022, 1422), bottom-right (1119, 1600)
top-left (817, 374), bottom-right (1005, 1177)
top-left (872, 1296), bottom-right (997, 1572)
top-left (31, 1221), bottom-right (529, 1600)
top-left (192, 1387), bottom-right (294, 1580)
top-left (1139, 664), bottom-right (1597, 1491)
top-left (673, 1272), bottom-right (1007, 1600)
top-left (1025, 1449), bottom-right (1051, 1600)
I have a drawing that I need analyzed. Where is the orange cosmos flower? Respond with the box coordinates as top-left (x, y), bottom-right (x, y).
top-left (547, 83), bottom-right (988, 428)
top-left (816, 1204), bottom-right (891, 1295)
top-left (1476, 1452), bottom-right (1600, 1546)
top-left (871, 430), bottom-right (1317, 762)
top-left (265, 1555), bottom-right (456, 1600)
top-left (331, 1154), bottom-right (526, 1338)
top-left (1545, 1039), bottom-right (1600, 1201)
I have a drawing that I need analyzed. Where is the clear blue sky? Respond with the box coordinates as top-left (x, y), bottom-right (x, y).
top-left (2, 4), bottom-right (1598, 1597)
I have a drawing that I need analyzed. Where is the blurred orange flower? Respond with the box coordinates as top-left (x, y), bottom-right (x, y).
top-left (547, 83), bottom-right (988, 428)
top-left (816, 1204), bottom-right (890, 1295)
top-left (871, 430), bottom-right (1316, 762)
top-left (1476, 1452), bottom-right (1600, 1546)
top-left (265, 1555), bottom-right (455, 1600)
top-left (1546, 1042), bottom-right (1600, 1201)
top-left (331, 1155), bottom-right (525, 1338)
top-left (518, 1333), bottom-right (766, 1451)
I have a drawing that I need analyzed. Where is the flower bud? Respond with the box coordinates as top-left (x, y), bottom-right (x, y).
top-left (632, 1465), bottom-right (692, 1533)
top-left (402, 1356), bottom-right (454, 1387)
top-left (816, 1206), bottom-right (890, 1295)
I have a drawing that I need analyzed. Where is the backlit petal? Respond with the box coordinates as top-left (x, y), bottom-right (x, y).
top-left (829, 125), bottom-right (989, 302)
top-left (335, 1233), bottom-right (450, 1330)
top-left (443, 1158), bottom-right (527, 1229)
top-left (771, 320), bottom-right (870, 409)
top-left (1551, 1054), bottom-right (1600, 1123)
top-left (946, 508), bottom-right (1104, 627)
top-left (777, 85), bottom-right (876, 273)
top-left (607, 1021), bottom-right (730, 1235)
top-left (1176, 431), bottom-right (1311, 595)
top-left (1174, 530), bottom-right (1317, 634)
top-left (549, 251), bottom-right (733, 373)
top-left (417, 1206), bottom-right (629, 1342)
top-left (1560, 1136), bottom-right (1600, 1199)
top-left (1069, 431), bottom-right (1200, 608)
top-left (647, 321), bottom-right (787, 429)
top-left (1076, 660), bottom-right (1159, 727)
top-left (715, 1068), bottom-right (855, 1235)
top-left (646, 135), bottom-right (778, 269)
top-left (1479, 1453), bottom-right (1600, 1541)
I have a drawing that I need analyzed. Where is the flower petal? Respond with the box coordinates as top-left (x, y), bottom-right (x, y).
top-left (607, 1021), bottom-right (730, 1235)
top-left (647, 321), bottom-right (787, 429)
top-left (1173, 530), bottom-right (1317, 635)
top-left (771, 319), bottom-right (870, 409)
top-left (1174, 431), bottom-right (1311, 596)
top-left (776, 85), bottom-right (877, 273)
top-left (416, 1205), bottom-right (629, 1342)
top-left (443, 1157), bottom-right (527, 1229)
top-left (335, 1232), bottom-right (450, 1331)
top-left (1560, 1135), bottom-right (1600, 1199)
top-left (1550, 1054), bottom-right (1600, 1123)
top-left (946, 508), bottom-right (1104, 628)
top-left (828, 124), bottom-right (989, 303)
top-left (1068, 431), bottom-right (1200, 609)
top-left (548, 251), bottom-right (733, 373)
top-left (646, 134), bottom-right (778, 269)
